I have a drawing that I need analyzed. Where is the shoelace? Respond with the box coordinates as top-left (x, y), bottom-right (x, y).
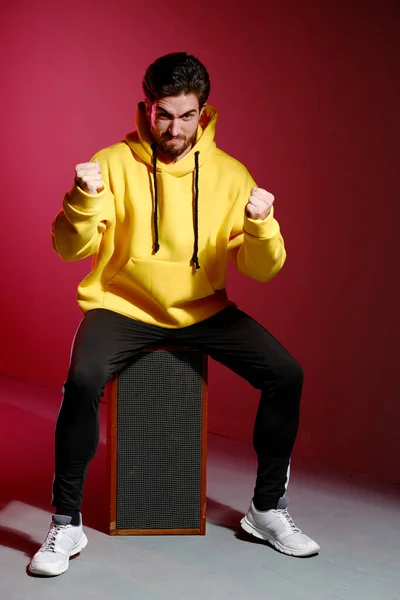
top-left (41, 524), bottom-right (64, 552)
top-left (277, 509), bottom-right (301, 534)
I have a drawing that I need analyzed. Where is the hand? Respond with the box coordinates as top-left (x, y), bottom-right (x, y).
top-left (245, 187), bottom-right (274, 220)
top-left (75, 162), bottom-right (104, 194)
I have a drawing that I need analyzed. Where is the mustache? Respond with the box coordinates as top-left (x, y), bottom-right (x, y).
top-left (162, 133), bottom-right (185, 140)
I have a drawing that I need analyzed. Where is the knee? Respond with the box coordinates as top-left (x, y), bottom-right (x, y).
top-left (265, 357), bottom-right (304, 393)
top-left (284, 358), bottom-right (304, 390)
top-left (67, 363), bottom-right (108, 396)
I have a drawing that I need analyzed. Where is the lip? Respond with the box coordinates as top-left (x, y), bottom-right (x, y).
top-left (165, 137), bottom-right (184, 143)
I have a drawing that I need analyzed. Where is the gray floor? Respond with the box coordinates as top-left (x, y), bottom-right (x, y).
top-left (1, 377), bottom-right (400, 599)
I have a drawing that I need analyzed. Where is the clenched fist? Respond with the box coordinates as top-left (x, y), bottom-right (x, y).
top-left (75, 162), bottom-right (104, 194)
top-left (246, 187), bottom-right (274, 220)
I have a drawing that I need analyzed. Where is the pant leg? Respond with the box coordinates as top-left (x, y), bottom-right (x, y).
top-left (176, 306), bottom-right (304, 510)
top-left (53, 308), bottom-right (166, 513)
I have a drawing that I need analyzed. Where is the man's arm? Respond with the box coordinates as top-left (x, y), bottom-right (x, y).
top-left (52, 159), bottom-right (114, 262)
top-left (228, 181), bottom-right (287, 283)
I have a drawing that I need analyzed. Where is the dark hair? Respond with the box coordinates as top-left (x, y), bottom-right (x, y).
top-left (142, 52), bottom-right (210, 108)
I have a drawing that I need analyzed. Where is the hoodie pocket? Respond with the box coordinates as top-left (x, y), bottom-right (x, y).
top-left (106, 257), bottom-right (215, 310)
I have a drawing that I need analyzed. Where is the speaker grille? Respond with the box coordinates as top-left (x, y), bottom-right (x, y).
top-left (115, 350), bottom-right (204, 531)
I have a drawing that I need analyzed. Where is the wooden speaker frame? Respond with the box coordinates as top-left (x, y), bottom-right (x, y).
top-left (107, 347), bottom-right (208, 536)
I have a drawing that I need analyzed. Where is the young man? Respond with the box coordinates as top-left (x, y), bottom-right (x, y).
top-left (29, 52), bottom-right (320, 577)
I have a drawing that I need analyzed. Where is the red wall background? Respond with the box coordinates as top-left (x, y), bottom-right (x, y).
top-left (1, 0), bottom-right (399, 482)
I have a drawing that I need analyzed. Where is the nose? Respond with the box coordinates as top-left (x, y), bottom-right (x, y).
top-left (169, 118), bottom-right (181, 137)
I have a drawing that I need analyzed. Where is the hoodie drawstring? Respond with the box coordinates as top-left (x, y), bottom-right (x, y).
top-left (151, 143), bottom-right (160, 254)
top-left (191, 151), bottom-right (200, 269)
top-left (151, 144), bottom-right (200, 269)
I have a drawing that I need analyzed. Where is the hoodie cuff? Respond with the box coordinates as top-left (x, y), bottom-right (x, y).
top-left (243, 208), bottom-right (277, 239)
top-left (65, 183), bottom-right (107, 213)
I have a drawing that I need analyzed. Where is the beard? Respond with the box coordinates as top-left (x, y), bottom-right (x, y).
top-left (153, 131), bottom-right (197, 160)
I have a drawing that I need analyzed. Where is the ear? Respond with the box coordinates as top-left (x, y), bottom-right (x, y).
top-left (199, 103), bottom-right (207, 117)
top-left (144, 99), bottom-right (152, 121)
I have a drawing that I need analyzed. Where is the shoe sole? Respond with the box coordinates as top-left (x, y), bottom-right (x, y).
top-left (29, 533), bottom-right (88, 576)
top-left (240, 516), bottom-right (320, 557)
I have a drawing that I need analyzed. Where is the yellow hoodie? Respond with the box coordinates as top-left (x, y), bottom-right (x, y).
top-left (52, 104), bottom-right (286, 328)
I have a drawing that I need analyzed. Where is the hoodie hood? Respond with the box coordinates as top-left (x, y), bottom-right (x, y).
top-left (125, 102), bottom-right (218, 177)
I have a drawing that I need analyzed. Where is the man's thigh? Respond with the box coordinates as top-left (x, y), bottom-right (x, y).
top-left (176, 307), bottom-right (298, 388)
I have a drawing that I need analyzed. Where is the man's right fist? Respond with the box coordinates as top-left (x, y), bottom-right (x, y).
top-left (75, 162), bottom-right (104, 194)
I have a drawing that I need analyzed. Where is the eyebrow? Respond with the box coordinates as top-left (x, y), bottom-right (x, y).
top-left (155, 108), bottom-right (197, 118)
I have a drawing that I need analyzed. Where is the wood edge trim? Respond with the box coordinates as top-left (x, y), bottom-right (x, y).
top-left (108, 376), bottom-right (118, 534)
top-left (200, 353), bottom-right (208, 536)
top-left (109, 528), bottom-right (202, 536)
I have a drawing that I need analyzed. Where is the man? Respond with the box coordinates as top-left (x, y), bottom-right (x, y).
top-left (29, 52), bottom-right (320, 577)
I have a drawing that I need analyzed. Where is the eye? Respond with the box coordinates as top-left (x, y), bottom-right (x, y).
top-left (182, 113), bottom-right (193, 121)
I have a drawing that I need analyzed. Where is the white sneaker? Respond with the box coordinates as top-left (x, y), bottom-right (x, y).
top-left (29, 515), bottom-right (88, 576)
top-left (240, 502), bottom-right (320, 557)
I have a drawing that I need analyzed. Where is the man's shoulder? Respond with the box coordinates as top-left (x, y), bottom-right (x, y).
top-left (211, 147), bottom-right (252, 178)
top-left (92, 139), bottom-right (132, 163)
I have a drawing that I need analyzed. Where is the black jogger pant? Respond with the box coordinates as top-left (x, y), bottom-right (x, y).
top-left (53, 306), bottom-right (303, 515)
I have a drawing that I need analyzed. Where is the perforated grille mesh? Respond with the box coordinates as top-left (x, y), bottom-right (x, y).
top-left (115, 350), bottom-right (204, 531)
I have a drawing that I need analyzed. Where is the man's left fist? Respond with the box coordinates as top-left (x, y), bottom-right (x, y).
top-left (245, 187), bottom-right (274, 220)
